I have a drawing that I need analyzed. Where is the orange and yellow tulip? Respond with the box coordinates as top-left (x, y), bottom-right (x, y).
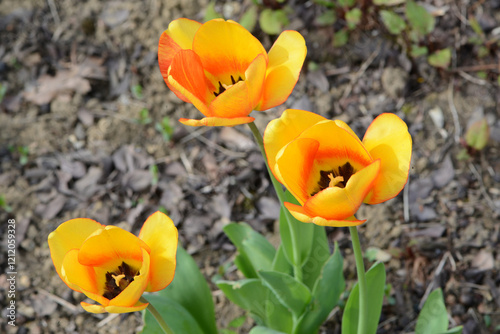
top-left (264, 109), bottom-right (412, 227)
top-left (48, 211), bottom-right (178, 313)
top-left (158, 18), bottom-right (306, 126)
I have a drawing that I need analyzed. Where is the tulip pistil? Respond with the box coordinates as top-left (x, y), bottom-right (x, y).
top-left (312, 162), bottom-right (355, 196)
top-left (103, 262), bottom-right (139, 300)
top-left (213, 75), bottom-right (243, 97)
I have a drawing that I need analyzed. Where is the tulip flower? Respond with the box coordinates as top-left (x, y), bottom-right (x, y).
top-left (264, 109), bottom-right (412, 227)
top-left (158, 18), bottom-right (306, 126)
top-left (48, 211), bottom-right (178, 313)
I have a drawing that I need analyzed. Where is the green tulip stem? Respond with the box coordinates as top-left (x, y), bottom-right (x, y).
top-left (141, 296), bottom-right (174, 334)
top-left (248, 121), bottom-right (303, 282)
top-left (349, 226), bottom-right (368, 334)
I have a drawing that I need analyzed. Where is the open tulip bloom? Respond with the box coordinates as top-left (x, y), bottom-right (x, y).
top-left (264, 109), bottom-right (412, 227)
top-left (158, 18), bottom-right (306, 126)
top-left (48, 211), bottom-right (178, 313)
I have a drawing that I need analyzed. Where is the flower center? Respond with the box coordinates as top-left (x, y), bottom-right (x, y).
top-left (213, 75), bottom-right (244, 97)
top-left (311, 162), bottom-right (355, 196)
top-left (103, 262), bottom-right (139, 300)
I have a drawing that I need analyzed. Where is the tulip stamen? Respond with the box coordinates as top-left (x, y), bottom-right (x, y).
top-left (103, 262), bottom-right (139, 300)
top-left (213, 75), bottom-right (244, 97)
top-left (311, 162), bottom-right (355, 196)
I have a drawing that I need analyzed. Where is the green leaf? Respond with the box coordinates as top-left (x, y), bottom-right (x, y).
top-left (157, 246), bottom-right (218, 334)
top-left (265, 289), bottom-right (294, 333)
top-left (296, 243), bottom-right (345, 333)
top-left (333, 30), bottom-right (348, 47)
top-left (249, 327), bottom-right (287, 334)
top-left (301, 224), bottom-right (329, 290)
top-left (342, 262), bottom-right (386, 334)
top-left (141, 295), bottom-right (205, 334)
top-left (228, 315), bottom-right (247, 328)
top-left (239, 6), bottom-right (258, 32)
top-left (466, 118), bottom-right (489, 151)
top-left (217, 279), bottom-right (269, 323)
top-left (410, 45), bottom-right (428, 57)
top-left (259, 9), bottom-right (289, 35)
top-left (406, 1), bottom-right (435, 37)
top-left (428, 48), bottom-right (451, 68)
top-left (380, 10), bottom-right (406, 35)
top-left (279, 190), bottom-right (314, 268)
top-left (415, 288), bottom-right (449, 334)
top-left (204, 1), bottom-right (223, 22)
top-left (346, 8), bottom-right (362, 30)
top-left (442, 327), bottom-right (463, 334)
top-left (316, 10), bottom-right (336, 26)
top-left (224, 223), bottom-right (276, 278)
top-left (469, 17), bottom-right (484, 38)
top-left (272, 244), bottom-right (293, 275)
top-left (259, 271), bottom-right (312, 317)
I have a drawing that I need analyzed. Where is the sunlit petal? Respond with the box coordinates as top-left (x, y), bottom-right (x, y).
top-left (257, 31), bottom-right (307, 111)
top-left (193, 19), bottom-right (267, 78)
top-left (139, 212), bottom-right (178, 292)
top-left (284, 202), bottom-right (365, 227)
top-left (362, 113), bottom-right (412, 204)
top-left (61, 249), bottom-right (97, 293)
top-left (179, 116), bottom-right (255, 127)
top-left (264, 109), bottom-right (326, 178)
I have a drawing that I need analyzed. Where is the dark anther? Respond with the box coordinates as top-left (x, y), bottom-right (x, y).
top-left (310, 162), bottom-right (355, 196)
top-left (214, 81), bottom-right (226, 97)
top-left (103, 262), bottom-right (138, 300)
top-left (231, 75), bottom-right (236, 85)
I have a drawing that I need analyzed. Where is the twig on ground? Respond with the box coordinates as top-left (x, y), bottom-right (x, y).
top-left (341, 45), bottom-right (381, 100)
top-left (447, 81), bottom-right (461, 143)
top-left (469, 163), bottom-right (499, 211)
top-left (418, 252), bottom-right (454, 309)
top-left (458, 71), bottom-right (490, 86)
top-left (37, 288), bottom-right (79, 313)
top-left (180, 127), bottom-right (247, 158)
top-left (47, 0), bottom-right (60, 26)
top-left (97, 313), bottom-right (119, 328)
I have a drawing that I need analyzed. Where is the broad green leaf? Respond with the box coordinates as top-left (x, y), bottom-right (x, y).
top-left (373, 0), bottom-right (406, 5)
top-left (239, 6), bottom-right (258, 32)
top-left (406, 1), bottom-right (435, 37)
top-left (296, 243), bottom-right (345, 333)
top-left (466, 118), bottom-right (489, 150)
top-left (141, 295), bottom-right (205, 334)
top-left (224, 223), bottom-right (276, 278)
top-left (265, 286), bottom-right (294, 333)
top-left (272, 244), bottom-right (293, 275)
top-left (217, 279), bottom-right (268, 323)
top-left (158, 246), bottom-right (217, 334)
top-left (259, 9), bottom-right (289, 35)
top-left (203, 1), bottom-right (223, 22)
top-left (279, 190), bottom-right (314, 268)
top-left (410, 45), bottom-right (428, 57)
top-left (428, 48), bottom-right (451, 68)
top-left (316, 10), bottom-right (336, 26)
top-left (415, 288), bottom-right (449, 334)
top-left (346, 8), bottom-right (362, 30)
top-left (342, 262), bottom-right (386, 334)
top-left (380, 10), bottom-right (406, 35)
top-left (259, 271), bottom-right (312, 317)
top-left (333, 30), bottom-right (348, 47)
top-left (249, 327), bottom-right (287, 334)
top-left (301, 224), bottom-right (329, 290)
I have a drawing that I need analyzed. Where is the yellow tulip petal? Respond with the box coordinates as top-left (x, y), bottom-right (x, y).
top-left (257, 31), bottom-right (307, 111)
top-left (179, 116), bottom-right (255, 127)
top-left (275, 138), bottom-right (320, 204)
top-left (78, 226), bottom-right (148, 267)
top-left (60, 249), bottom-right (97, 293)
top-left (48, 218), bottom-right (103, 282)
top-left (167, 50), bottom-right (214, 116)
top-left (304, 160), bottom-right (381, 220)
top-left (109, 249), bottom-right (150, 307)
top-left (158, 18), bottom-right (202, 79)
top-left (284, 202), bottom-right (365, 227)
top-left (80, 302), bottom-right (107, 314)
top-left (81, 300), bottom-right (149, 314)
top-left (139, 212), bottom-right (178, 292)
top-left (264, 109), bottom-right (326, 177)
top-left (362, 113), bottom-right (412, 204)
top-left (193, 19), bottom-right (267, 78)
